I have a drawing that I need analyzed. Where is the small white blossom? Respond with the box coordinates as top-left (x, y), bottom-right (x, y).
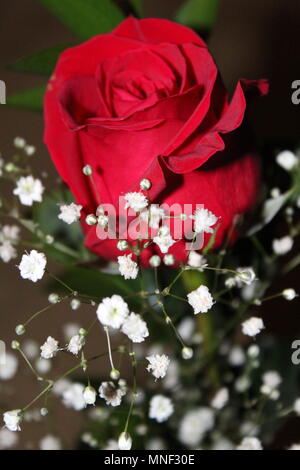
top-left (52, 378), bottom-right (72, 397)
top-left (40, 336), bottom-right (59, 359)
top-left (63, 383), bottom-right (86, 410)
top-left (187, 251), bottom-right (208, 271)
top-left (99, 381), bottom-right (126, 407)
top-left (67, 335), bottom-right (85, 355)
top-left (149, 255), bottom-right (161, 267)
top-left (273, 236), bottom-right (293, 255)
top-left (0, 225), bottom-right (20, 243)
top-left (48, 293), bottom-right (59, 304)
top-left (262, 371), bottom-right (282, 392)
top-left (24, 145), bottom-right (36, 156)
top-left (18, 250), bottom-right (47, 282)
top-left (211, 387), bottom-right (229, 410)
top-left (13, 175), bottom-right (44, 206)
top-left (178, 408), bottom-right (214, 447)
top-left (0, 428), bottom-right (18, 449)
top-left (236, 267), bottom-right (256, 286)
top-left (124, 192), bottom-right (148, 212)
top-left (187, 285), bottom-right (214, 314)
top-left (140, 178), bottom-right (151, 190)
top-left (14, 137), bottom-right (26, 148)
top-left (39, 435), bottom-right (62, 450)
top-left (146, 354), bottom-right (170, 380)
top-left (190, 208), bottom-right (218, 234)
top-left (149, 395), bottom-right (174, 423)
top-left (225, 277), bottom-right (236, 289)
top-left (288, 443), bottom-right (300, 450)
top-left (146, 438), bottom-right (166, 450)
top-left (140, 205), bottom-right (165, 229)
top-left (58, 203), bottom-right (82, 224)
top-left (83, 386), bottom-right (97, 405)
top-left (163, 254), bottom-right (175, 266)
top-left (282, 288), bottom-right (297, 300)
top-left (0, 241), bottom-right (17, 263)
top-left (270, 187), bottom-right (281, 198)
top-left (237, 437), bottom-right (262, 450)
top-left (97, 295), bottom-right (129, 329)
top-left (63, 323), bottom-right (81, 341)
top-left (3, 410), bottom-right (22, 432)
top-left (153, 225), bottom-right (176, 254)
top-left (177, 317), bottom-right (195, 342)
top-left (0, 353), bottom-right (18, 380)
top-left (118, 432), bottom-right (132, 450)
top-left (293, 398), bottom-right (300, 415)
top-left (248, 344), bottom-right (260, 358)
top-left (102, 439), bottom-right (119, 450)
top-left (70, 298), bottom-right (81, 310)
top-left (228, 346), bottom-right (246, 367)
top-left (242, 317), bottom-right (264, 337)
top-left (276, 150), bottom-right (298, 171)
top-left (35, 358), bottom-right (52, 374)
top-left (98, 214), bottom-right (109, 228)
top-left (122, 312), bottom-right (149, 343)
top-left (118, 253), bottom-right (138, 280)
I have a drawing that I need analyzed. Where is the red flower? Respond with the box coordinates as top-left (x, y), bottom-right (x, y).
top-left (44, 17), bottom-right (268, 265)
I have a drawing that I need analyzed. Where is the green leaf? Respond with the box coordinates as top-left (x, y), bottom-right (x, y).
top-left (175, 0), bottom-right (219, 30)
top-left (129, 0), bottom-right (144, 17)
top-left (6, 85), bottom-right (45, 111)
top-left (60, 265), bottom-right (142, 306)
top-left (8, 45), bottom-right (69, 76)
top-left (40, 0), bottom-right (125, 40)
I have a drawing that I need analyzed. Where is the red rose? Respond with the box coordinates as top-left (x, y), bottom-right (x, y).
top-left (44, 17), bottom-right (268, 265)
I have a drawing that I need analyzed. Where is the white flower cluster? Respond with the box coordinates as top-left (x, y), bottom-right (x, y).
top-left (0, 225), bottom-right (20, 263)
top-left (13, 175), bottom-right (44, 206)
top-left (97, 295), bottom-right (149, 343)
top-left (58, 203), bottom-right (82, 224)
top-left (241, 316), bottom-right (265, 338)
top-left (190, 207), bottom-right (218, 234)
top-left (187, 285), bottom-right (214, 314)
top-left (18, 250), bottom-right (47, 282)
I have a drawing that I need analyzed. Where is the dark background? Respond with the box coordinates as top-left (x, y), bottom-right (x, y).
top-left (0, 0), bottom-right (300, 449)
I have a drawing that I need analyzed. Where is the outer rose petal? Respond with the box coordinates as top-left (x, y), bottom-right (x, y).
top-left (113, 17), bottom-right (207, 48)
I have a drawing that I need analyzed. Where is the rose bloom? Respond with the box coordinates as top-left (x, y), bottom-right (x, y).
top-left (44, 17), bottom-right (268, 265)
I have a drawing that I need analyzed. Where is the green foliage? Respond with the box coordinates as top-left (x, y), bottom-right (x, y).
top-left (175, 0), bottom-right (219, 30)
top-left (8, 45), bottom-right (69, 76)
top-left (6, 86), bottom-right (45, 111)
top-left (60, 265), bottom-right (141, 304)
top-left (129, 0), bottom-right (144, 17)
top-left (40, 0), bottom-right (125, 40)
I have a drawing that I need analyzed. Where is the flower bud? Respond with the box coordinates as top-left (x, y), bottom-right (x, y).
top-left (11, 340), bottom-right (20, 350)
top-left (149, 255), bottom-right (161, 267)
top-left (140, 178), bottom-right (151, 190)
top-left (118, 432), bottom-right (132, 450)
top-left (83, 386), bottom-right (97, 405)
top-left (117, 240), bottom-right (129, 251)
top-left (85, 214), bottom-right (98, 225)
top-left (163, 254), bottom-right (175, 266)
top-left (282, 288), bottom-right (297, 301)
top-left (48, 293), bottom-right (59, 304)
top-left (40, 408), bottom-right (48, 416)
top-left (82, 165), bottom-right (92, 176)
top-left (181, 346), bottom-right (193, 360)
top-left (110, 368), bottom-right (120, 380)
top-left (15, 324), bottom-right (25, 336)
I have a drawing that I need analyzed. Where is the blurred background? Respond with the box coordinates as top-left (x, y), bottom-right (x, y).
top-left (0, 0), bottom-right (300, 449)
